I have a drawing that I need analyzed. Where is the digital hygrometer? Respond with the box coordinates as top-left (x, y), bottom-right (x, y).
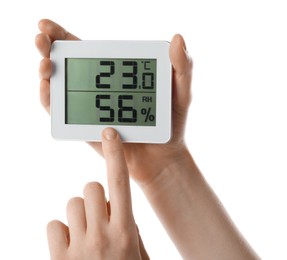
top-left (50, 40), bottom-right (172, 143)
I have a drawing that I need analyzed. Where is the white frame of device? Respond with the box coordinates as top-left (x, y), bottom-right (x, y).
top-left (50, 40), bottom-right (172, 143)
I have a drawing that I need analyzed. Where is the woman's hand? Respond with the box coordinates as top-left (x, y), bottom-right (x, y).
top-left (35, 19), bottom-right (192, 188)
top-left (47, 128), bottom-right (149, 260)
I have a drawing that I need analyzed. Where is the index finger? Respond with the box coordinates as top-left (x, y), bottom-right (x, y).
top-left (101, 128), bottom-right (133, 224)
top-left (38, 19), bottom-right (80, 41)
top-left (35, 19), bottom-right (80, 58)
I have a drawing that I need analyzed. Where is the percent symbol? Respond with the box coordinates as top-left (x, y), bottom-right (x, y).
top-left (141, 108), bottom-right (155, 122)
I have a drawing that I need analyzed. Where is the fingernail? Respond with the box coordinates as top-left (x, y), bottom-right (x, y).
top-left (103, 128), bottom-right (117, 141)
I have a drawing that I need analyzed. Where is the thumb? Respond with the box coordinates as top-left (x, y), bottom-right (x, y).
top-left (169, 34), bottom-right (193, 140)
top-left (169, 34), bottom-right (193, 113)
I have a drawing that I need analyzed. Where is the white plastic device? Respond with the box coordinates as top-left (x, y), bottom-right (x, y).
top-left (50, 40), bottom-right (172, 143)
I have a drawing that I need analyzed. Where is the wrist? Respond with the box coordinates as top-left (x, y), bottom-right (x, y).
top-left (140, 146), bottom-right (195, 199)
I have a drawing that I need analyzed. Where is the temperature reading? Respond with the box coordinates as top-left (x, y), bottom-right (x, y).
top-left (95, 60), bottom-right (154, 90)
top-left (66, 58), bottom-right (157, 126)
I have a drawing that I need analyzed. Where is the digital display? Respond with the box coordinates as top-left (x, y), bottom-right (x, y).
top-left (65, 58), bottom-right (156, 126)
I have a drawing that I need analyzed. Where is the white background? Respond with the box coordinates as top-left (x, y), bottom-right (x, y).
top-left (0, 0), bottom-right (286, 259)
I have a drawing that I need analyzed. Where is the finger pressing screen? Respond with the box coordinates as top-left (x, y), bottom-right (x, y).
top-left (101, 128), bottom-right (134, 224)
